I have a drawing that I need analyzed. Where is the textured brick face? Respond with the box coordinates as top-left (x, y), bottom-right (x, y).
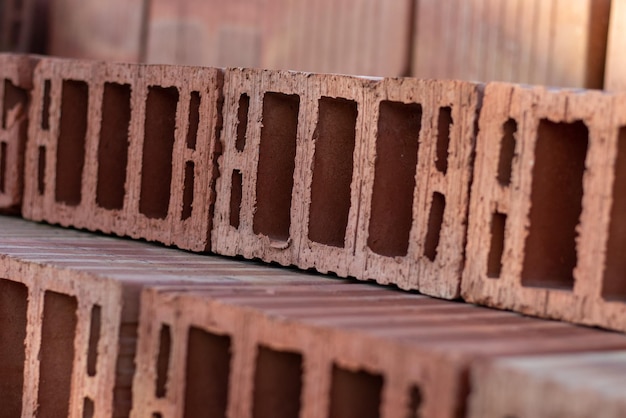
top-left (212, 69), bottom-right (480, 298)
top-left (0, 54), bottom-right (36, 214)
top-left (21, 57), bottom-right (223, 251)
top-left (131, 281), bottom-right (626, 418)
top-left (462, 82), bottom-right (626, 332)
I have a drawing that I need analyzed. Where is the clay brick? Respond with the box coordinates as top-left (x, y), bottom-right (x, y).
top-left (463, 82), bottom-right (626, 332)
top-left (131, 281), bottom-right (626, 418)
top-left (0, 214), bottom-right (330, 417)
top-left (605, 0), bottom-right (626, 91)
top-left (0, 53), bottom-right (36, 214)
top-left (469, 351), bottom-right (626, 417)
top-left (212, 68), bottom-right (369, 274)
top-left (21, 57), bottom-right (223, 251)
top-left (356, 78), bottom-right (481, 297)
top-left (413, 0), bottom-right (611, 89)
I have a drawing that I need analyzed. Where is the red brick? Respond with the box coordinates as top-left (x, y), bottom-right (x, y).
top-left (21, 57), bottom-right (223, 251)
top-left (0, 53), bottom-right (36, 214)
top-left (131, 281), bottom-right (626, 418)
top-left (0, 214), bottom-right (329, 417)
top-left (463, 82), bottom-right (626, 332)
top-left (469, 351), bottom-right (626, 417)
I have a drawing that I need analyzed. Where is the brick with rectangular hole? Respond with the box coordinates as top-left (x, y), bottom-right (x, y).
top-left (21, 57), bottom-right (223, 251)
top-left (355, 78), bottom-right (481, 298)
top-left (131, 281), bottom-right (626, 418)
top-left (468, 351), bottom-right (626, 418)
top-left (0, 53), bottom-right (37, 214)
top-left (0, 215), bottom-right (330, 417)
top-left (212, 68), bottom-right (370, 274)
top-left (462, 82), bottom-right (626, 332)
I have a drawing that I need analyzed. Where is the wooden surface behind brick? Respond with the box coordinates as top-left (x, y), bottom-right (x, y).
top-left (469, 351), bottom-right (626, 418)
top-left (463, 81), bottom-right (626, 332)
top-left (132, 281), bottom-right (626, 418)
top-left (21, 57), bottom-right (222, 252)
top-left (0, 53), bottom-right (37, 214)
top-left (0, 215), bottom-right (337, 418)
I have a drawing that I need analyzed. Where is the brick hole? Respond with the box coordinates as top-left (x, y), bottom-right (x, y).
top-left (435, 106), bottom-right (452, 174)
top-left (0, 279), bottom-right (27, 418)
top-left (368, 101), bottom-right (422, 257)
top-left (155, 324), bottom-right (172, 398)
top-left (497, 118), bottom-right (517, 186)
top-left (252, 345), bottom-right (303, 418)
top-left (86, 305), bottom-right (101, 376)
top-left (424, 192), bottom-right (446, 261)
top-left (229, 170), bottom-right (243, 228)
top-left (41, 79), bottom-right (51, 130)
top-left (308, 96), bottom-right (357, 248)
top-left (186, 91), bottom-right (200, 150)
top-left (181, 161), bottom-right (195, 220)
top-left (603, 126), bottom-right (626, 300)
top-left (0, 142), bottom-right (6, 193)
top-left (38, 290), bottom-right (78, 418)
top-left (96, 82), bottom-right (131, 210)
top-left (10, 21), bottom-right (20, 46)
top-left (183, 327), bottom-right (231, 418)
top-left (406, 385), bottom-right (423, 418)
top-left (252, 92), bottom-right (299, 242)
top-left (487, 212), bottom-right (507, 278)
top-left (37, 145), bottom-right (46, 194)
top-left (140, 86), bottom-right (179, 219)
top-left (55, 79), bottom-right (88, 206)
top-left (235, 93), bottom-right (250, 151)
top-left (329, 365), bottom-right (383, 418)
top-left (83, 397), bottom-right (94, 418)
top-left (521, 120), bottom-right (588, 289)
top-left (153, 414), bottom-right (163, 418)
top-left (2, 78), bottom-right (27, 129)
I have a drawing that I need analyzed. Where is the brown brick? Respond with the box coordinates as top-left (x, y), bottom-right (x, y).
top-left (0, 214), bottom-right (330, 417)
top-left (21, 57), bottom-right (223, 251)
top-left (469, 351), bottom-right (626, 417)
top-left (356, 78), bottom-right (480, 297)
top-left (131, 281), bottom-right (626, 418)
top-left (0, 53), bottom-right (36, 214)
top-left (463, 82), bottom-right (626, 332)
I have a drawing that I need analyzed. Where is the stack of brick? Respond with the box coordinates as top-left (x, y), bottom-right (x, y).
top-left (0, 215), bottom-right (333, 417)
top-left (21, 57), bottom-right (223, 252)
top-left (213, 68), bottom-right (480, 299)
top-left (463, 82), bottom-right (626, 333)
top-left (130, 281), bottom-right (626, 418)
top-left (0, 53), bottom-right (36, 214)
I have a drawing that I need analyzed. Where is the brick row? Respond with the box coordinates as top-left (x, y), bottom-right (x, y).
top-left (213, 68), bottom-right (479, 298)
top-left (0, 214), bottom-right (331, 418)
top-left (469, 351), bottom-right (626, 417)
top-left (130, 280), bottom-right (626, 418)
top-left (21, 57), bottom-right (223, 251)
top-left (463, 82), bottom-right (626, 332)
top-left (0, 53), bottom-right (36, 213)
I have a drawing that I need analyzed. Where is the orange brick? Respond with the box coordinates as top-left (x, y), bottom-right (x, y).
top-left (0, 215), bottom-right (328, 417)
top-left (131, 281), bottom-right (626, 418)
top-left (463, 82), bottom-right (626, 332)
top-left (469, 351), bottom-right (626, 417)
top-left (22, 57), bottom-right (223, 251)
top-left (0, 53), bottom-right (36, 214)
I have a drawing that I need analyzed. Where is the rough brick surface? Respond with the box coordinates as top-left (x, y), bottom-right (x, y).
top-left (469, 351), bottom-right (626, 418)
top-left (0, 215), bottom-right (328, 418)
top-left (132, 281), bottom-right (626, 418)
top-left (463, 82), bottom-right (626, 332)
top-left (356, 78), bottom-right (480, 297)
top-left (22, 57), bottom-right (223, 251)
top-left (213, 69), bottom-right (480, 298)
top-left (0, 53), bottom-right (36, 214)
top-left (413, 0), bottom-right (611, 89)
